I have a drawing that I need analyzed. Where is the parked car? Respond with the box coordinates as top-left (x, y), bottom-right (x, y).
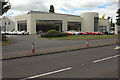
top-left (67, 30), bottom-right (79, 35)
top-left (36, 31), bottom-right (43, 34)
top-left (92, 32), bottom-right (103, 35)
top-left (104, 31), bottom-right (114, 35)
top-left (9, 31), bottom-right (18, 35)
top-left (17, 31), bottom-right (29, 35)
top-left (108, 31), bottom-right (114, 35)
top-left (98, 32), bottom-right (103, 35)
top-left (1, 31), bottom-right (11, 35)
top-left (24, 31), bottom-right (29, 35)
top-left (86, 32), bottom-right (93, 35)
top-left (13, 31), bottom-right (18, 35)
top-left (79, 31), bottom-right (86, 35)
top-left (7, 31), bottom-right (12, 35)
top-left (1, 31), bottom-right (5, 35)
top-left (5, 31), bottom-right (10, 35)
top-left (5, 30), bottom-right (29, 35)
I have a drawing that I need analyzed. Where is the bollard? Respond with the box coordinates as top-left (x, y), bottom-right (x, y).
top-left (115, 41), bottom-right (117, 44)
top-left (32, 42), bottom-right (35, 53)
top-left (114, 41), bottom-right (119, 50)
top-left (86, 40), bottom-right (89, 47)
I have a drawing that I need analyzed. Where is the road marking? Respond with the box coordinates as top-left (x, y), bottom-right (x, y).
top-left (93, 54), bottom-right (120, 63)
top-left (114, 46), bottom-right (120, 50)
top-left (21, 67), bottom-right (72, 80)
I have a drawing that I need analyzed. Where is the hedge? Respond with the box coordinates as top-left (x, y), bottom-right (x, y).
top-left (41, 29), bottom-right (68, 37)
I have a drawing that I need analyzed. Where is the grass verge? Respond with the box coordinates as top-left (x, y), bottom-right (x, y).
top-left (1, 41), bottom-right (13, 46)
top-left (38, 35), bottom-right (118, 40)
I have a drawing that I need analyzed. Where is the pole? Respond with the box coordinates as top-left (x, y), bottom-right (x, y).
top-left (111, 18), bottom-right (112, 31)
top-left (0, 1), bottom-right (2, 16)
top-left (4, 26), bottom-right (6, 41)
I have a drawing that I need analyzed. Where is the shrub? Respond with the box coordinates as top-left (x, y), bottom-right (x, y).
top-left (48, 29), bottom-right (60, 34)
top-left (59, 33), bottom-right (68, 37)
top-left (41, 29), bottom-right (68, 37)
top-left (48, 29), bottom-right (60, 37)
top-left (41, 33), bottom-right (49, 37)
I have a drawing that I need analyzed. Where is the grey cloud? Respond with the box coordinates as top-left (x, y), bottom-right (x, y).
top-left (11, 0), bottom-right (49, 12)
top-left (8, 0), bottom-right (118, 20)
top-left (59, 1), bottom-right (103, 10)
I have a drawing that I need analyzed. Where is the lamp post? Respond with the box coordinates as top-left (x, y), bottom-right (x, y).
top-left (3, 17), bottom-right (6, 41)
top-left (111, 18), bottom-right (112, 31)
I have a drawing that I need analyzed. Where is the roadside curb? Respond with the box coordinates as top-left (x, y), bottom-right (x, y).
top-left (2, 44), bottom-right (116, 61)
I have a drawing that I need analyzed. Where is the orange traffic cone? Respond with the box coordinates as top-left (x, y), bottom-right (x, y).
top-left (32, 42), bottom-right (35, 53)
top-left (86, 40), bottom-right (89, 47)
top-left (115, 41), bottom-right (117, 44)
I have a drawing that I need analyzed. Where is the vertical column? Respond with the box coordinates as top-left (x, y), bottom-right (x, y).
top-left (0, 2), bottom-right (2, 79)
top-left (15, 20), bottom-right (18, 31)
top-left (31, 20), bottom-right (36, 34)
top-left (27, 14), bottom-right (36, 34)
top-left (115, 24), bottom-right (118, 34)
top-left (59, 23), bottom-right (61, 32)
top-left (77, 23), bottom-right (81, 31)
top-left (62, 20), bottom-right (68, 32)
top-left (0, 1), bottom-right (2, 16)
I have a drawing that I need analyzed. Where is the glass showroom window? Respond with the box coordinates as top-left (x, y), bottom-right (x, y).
top-left (94, 17), bottom-right (99, 32)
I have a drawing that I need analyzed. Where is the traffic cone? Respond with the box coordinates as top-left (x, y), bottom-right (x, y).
top-left (114, 41), bottom-right (119, 50)
top-left (115, 41), bottom-right (117, 44)
top-left (86, 40), bottom-right (89, 47)
top-left (32, 42), bottom-right (35, 53)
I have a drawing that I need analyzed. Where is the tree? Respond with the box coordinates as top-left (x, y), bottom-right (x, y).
top-left (0, 0), bottom-right (11, 16)
top-left (107, 16), bottom-right (111, 20)
top-left (116, 9), bottom-right (120, 26)
top-left (49, 5), bottom-right (55, 13)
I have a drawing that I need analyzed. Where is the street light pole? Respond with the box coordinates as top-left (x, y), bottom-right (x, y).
top-left (111, 18), bottom-right (113, 31)
top-left (3, 17), bottom-right (6, 41)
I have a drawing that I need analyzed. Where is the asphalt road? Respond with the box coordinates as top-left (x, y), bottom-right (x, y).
top-left (3, 35), bottom-right (117, 56)
top-left (2, 45), bottom-right (119, 79)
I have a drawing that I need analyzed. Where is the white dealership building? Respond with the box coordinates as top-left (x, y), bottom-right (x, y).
top-left (15, 11), bottom-right (111, 34)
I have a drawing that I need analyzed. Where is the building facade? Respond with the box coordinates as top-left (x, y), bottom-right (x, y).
top-left (0, 18), bottom-right (2, 31)
top-left (15, 11), bottom-right (111, 34)
top-left (99, 19), bottom-right (111, 32)
top-left (0, 16), bottom-right (15, 31)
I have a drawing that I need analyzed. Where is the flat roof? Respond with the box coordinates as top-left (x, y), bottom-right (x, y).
top-left (27, 10), bottom-right (81, 17)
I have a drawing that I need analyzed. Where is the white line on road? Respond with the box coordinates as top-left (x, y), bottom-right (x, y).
top-left (114, 46), bottom-right (120, 50)
top-left (93, 54), bottom-right (120, 63)
top-left (21, 67), bottom-right (72, 80)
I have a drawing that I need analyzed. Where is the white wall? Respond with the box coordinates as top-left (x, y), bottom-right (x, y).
top-left (15, 14), bottom-right (30, 32)
top-left (80, 12), bottom-right (99, 32)
top-left (0, 18), bottom-right (2, 26)
top-left (0, 18), bottom-right (2, 31)
top-left (15, 12), bottom-right (83, 34)
top-left (115, 24), bottom-right (118, 34)
top-left (15, 11), bottom-right (112, 34)
top-left (1, 16), bottom-right (15, 31)
top-left (99, 19), bottom-right (110, 32)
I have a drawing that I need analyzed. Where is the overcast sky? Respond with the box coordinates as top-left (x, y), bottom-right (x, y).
top-left (3, 0), bottom-right (119, 23)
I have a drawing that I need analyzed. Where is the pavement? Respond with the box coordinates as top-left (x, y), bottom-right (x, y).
top-left (2, 45), bottom-right (119, 79)
top-left (2, 35), bottom-right (118, 60)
